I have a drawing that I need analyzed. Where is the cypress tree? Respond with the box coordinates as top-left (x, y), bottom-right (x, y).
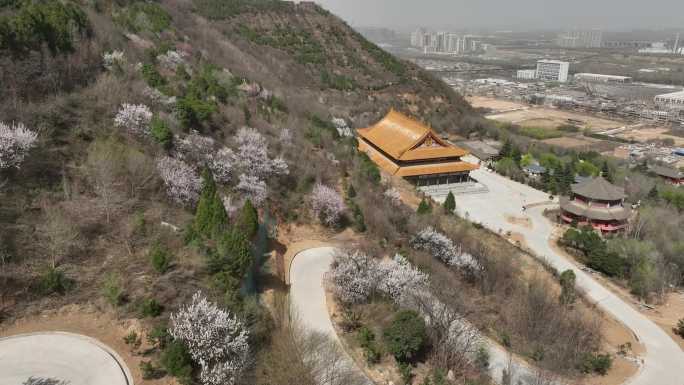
top-left (347, 184), bottom-right (357, 199)
top-left (443, 191), bottom-right (456, 214)
top-left (192, 170), bottom-right (227, 240)
top-left (500, 139), bottom-right (512, 158)
top-left (235, 199), bottom-right (259, 239)
top-left (417, 198), bottom-right (432, 215)
top-left (602, 161), bottom-right (613, 183)
top-left (647, 185), bottom-right (659, 202)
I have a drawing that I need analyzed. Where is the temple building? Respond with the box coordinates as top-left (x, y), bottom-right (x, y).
top-left (650, 164), bottom-right (684, 185)
top-left (560, 176), bottom-right (631, 233)
top-left (357, 110), bottom-right (478, 186)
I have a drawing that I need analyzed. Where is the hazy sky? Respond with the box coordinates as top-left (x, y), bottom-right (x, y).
top-left (313, 0), bottom-right (684, 31)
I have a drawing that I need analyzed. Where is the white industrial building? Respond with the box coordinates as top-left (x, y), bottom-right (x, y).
top-left (536, 60), bottom-right (569, 82)
top-left (516, 69), bottom-right (537, 80)
top-left (654, 90), bottom-right (684, 109)
top-left (574, 73), bottom-right (632, 84)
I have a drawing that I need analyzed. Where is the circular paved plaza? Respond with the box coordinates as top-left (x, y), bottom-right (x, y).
top-left (0, 332), bottom-right (132, 385)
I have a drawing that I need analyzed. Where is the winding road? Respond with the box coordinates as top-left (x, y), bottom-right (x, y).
top-left (451, 165), bottom-right (684, 385)
top-left (288, 164), bottom-right (683, 385)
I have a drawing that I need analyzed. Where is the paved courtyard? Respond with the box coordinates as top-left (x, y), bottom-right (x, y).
top-left (0, 332), bottom-right (132, 385)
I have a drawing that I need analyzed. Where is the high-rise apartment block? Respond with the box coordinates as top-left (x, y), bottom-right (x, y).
top-left (536, 60), bottom-right (569, 82)
top-left (557, 30), bottom-right (603, 48)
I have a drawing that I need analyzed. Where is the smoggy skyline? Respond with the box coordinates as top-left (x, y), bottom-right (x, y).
top-left (312, 0), bottom-right (684, 31)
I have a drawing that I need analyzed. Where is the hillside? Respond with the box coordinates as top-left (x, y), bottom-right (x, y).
top-left (0, 1), bottom-right (615, 385)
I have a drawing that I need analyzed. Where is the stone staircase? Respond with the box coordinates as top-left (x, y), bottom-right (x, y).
top-left (418, 181), bottom-right (489, 200)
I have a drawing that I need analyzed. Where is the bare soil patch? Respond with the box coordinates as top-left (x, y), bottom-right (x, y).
top-left (615, 126), bottom-right (684, 146)
top-left (505, 215), bottom-right (532, 228)
top-left (0, 303), bottom-right (178, 385)
top-left (543, 136), bottom-right (600, 149)
top-left (467, 96), bottom-right (528, 112)
top-left (488, 107), bottom-right (624, 132)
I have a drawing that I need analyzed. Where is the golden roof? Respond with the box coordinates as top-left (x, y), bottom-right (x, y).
top-left (359, 140), bottom-right (478, 177)
top-left (357, 109), bottom-right (468, 161)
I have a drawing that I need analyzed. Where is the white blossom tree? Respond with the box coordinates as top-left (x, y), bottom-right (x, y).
top-left (236, 174), bottom-right (267, 207)
top-left (233, 127), bottom-right (289, 179)
top-left (383, 187), bottom-right (402, 207)
top-left (102, 50), bottom-right (125, 71)
top-left (311, 183), bottom-right (346, 227)
top-left (210, 147), bottom-right (234, 184)
top-left (114, 103), bottom-right (152, 135)
top-left (326, 250), bottom-right (381, 305)
top-left (171, 292), bottom-right (250, 385)
top-left (0, 122), bottom-right (38, 170)
top-left (411, 227), bottom-right (481, 271)
top-left (156, 156), bottom-right (202, 205)
top-left (378, 254), bottom-right (429, 303)
top-left (157, 50), bottom-right (187, 71)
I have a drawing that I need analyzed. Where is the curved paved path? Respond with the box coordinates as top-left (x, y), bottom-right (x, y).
top-left (450, 165), bottom-right (684, 385)
top-left (0, 332), bottom-right (133, 385)
top-left (290, 247), bottom-right (541, 384)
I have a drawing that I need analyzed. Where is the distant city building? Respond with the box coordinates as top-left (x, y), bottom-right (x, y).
top-left (573, 73), bottom-right (632, 84)
top-left (410, 28), bottom-right (481, 55)
top-left (557, 30), bottom-right (602, 48)
top-left (602, 40), bottom-right (652, 49)
top-left (536, 60), bottom-right (569, 82)
top-left (654, 90), bottom-right (684, 110)
top-left (516, 69), bottom-right (537, 80)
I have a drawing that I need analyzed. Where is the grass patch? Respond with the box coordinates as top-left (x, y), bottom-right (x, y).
top-left (518, 126), bottom-right (563, 140)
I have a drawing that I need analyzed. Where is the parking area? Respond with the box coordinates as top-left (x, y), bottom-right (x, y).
top-left (0, 332), bottom-right (132, 385)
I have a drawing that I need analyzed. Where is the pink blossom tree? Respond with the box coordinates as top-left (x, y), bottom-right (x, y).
top-left (310, 183), bottom-right (346, 227)
top-left (114, 103), bottom-right (152, 135)
top-left (156, 156), bottom-right (202, 205)
top-left (0, 122), bottom-right (38, 169)
top-left (171, 292), bottom-right (250, 385)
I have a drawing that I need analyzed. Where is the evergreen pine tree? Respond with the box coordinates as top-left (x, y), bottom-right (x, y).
top-left (647, 185), bottom-right (659, 202)
top-left (541, 168), bottom-right (552, 192)
top-left (417, 198), bottom-right (432, 215)
top-left (602, 161), bottom-right (613, 182)
top-left (499, 139), bottom-right (512, 158)
top-left (511, 146), bottom-right (522, 164)
top-left (192, 170), bottom-right (227, 241)
top-left (352, 203), bottom-right (366, 232)
top-left (347, 184), bottom-right (357, 199)
top-left (235, 199), bottom-right (259, 239)
top-left (443, 191), bottom-right (456, 214)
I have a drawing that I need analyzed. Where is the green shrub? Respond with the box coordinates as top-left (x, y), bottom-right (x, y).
top-left (383, 310), bottom-right (426, 363)
top-left (580, 352), bottom-right (612, 375)
top-left (175, 95), bottom-right (216, 128)
top-left (321, 70), bottom-right (356, 91)
top-left (38, 266), bottom-right (73, 295)
top-left (357, 326), bottom-right (375, 347)
top-left (139, 298), bottom-right (164, 318)
top-left (675, 319), bottom-right (684, 339)
top-left (475, 345), bottom-right (490, 369)
top-left (139, 361), bottom-right (164, 380)
top-left (142, 63), bottom-right (166, 88)
top-left (115, 2), bottom-right (171, 33)
top-left (149, 242), bottom-right (172, 274)
top-left (160, 340), bottom-right (193, 384)
top-left (150, 116), bottom-right (173, 149)
top-left (123, 331), bottom-right (141, 348)
top-left (398, 362), bottom-right (413, 385)
top-left (357, 152), bottom-right (381, 185)
top-left (559, 269), bottom-right (577, 305)
top-left (193, 0), bottom-right (288, 20)
top-left (147, 325), bottom-right (171, 349)
top-left (102, 273), bottom-right (125, 306)
top-left (0, 0), bottom-right (90, 56)
top-left (351, 202), bottom-right (366, 233)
